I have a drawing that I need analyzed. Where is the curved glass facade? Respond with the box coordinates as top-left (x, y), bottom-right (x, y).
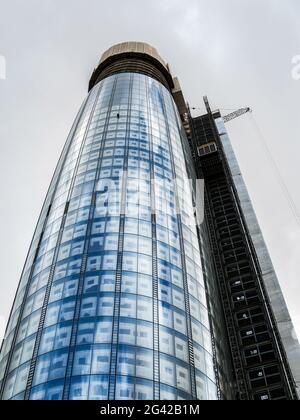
top-left (0, 72), bottom-right (217, 400)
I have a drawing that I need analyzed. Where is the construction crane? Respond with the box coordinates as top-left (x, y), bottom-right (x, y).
top-left (223, 107), bottom-right (252, 123)
top-left (191, 100), bottom-right (252, 123)
top-left (192, 98), bottom-right (300, 229)
top-left (221, 105), bottom-right (300, 228)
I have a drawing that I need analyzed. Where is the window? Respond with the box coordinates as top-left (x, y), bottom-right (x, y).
top-left (174, 310), bottom-right (187, 336)
top-left (102, 253), bottom-right (117, 271)
top-left (175, 337), bottom-right (188, 363)
top-left (13, 363), bottom-right (30, 396)
top-left (63, 278), bottom-right (79, 298)
top-left (138, 254), bottom-right (152, 276)
top-left (98, 294), bottom-right (114, 317)
top-left (176, 365), bottom-right (190, 393)
top-left (106, 218), bottom-right (120, 233)
top-left (84, 276), bottom-right (99, 294)
top-left (80, 297), bottom-right (97, 318)
top-left (73, 348), bottom-right (92, 376)
top-left (39, 326), bottom-right (56, 354)
top-left (92, 221), bottom-right (105, 235)
top-left (49, 282), bottom-right (64, 303)
top-left (33, 355), bottom-right (51, 386)
top-left (116, 376), bottom-right (135, 400)
top-left (54, 324), bottom-right (72, 350)
top-left (77, 322), bottom-right (95, 345)
top-left (159, 281), bottom-right (172, 304)
top-left (135, 380), bottom-right (153, 400)
top-left (100, 273), bottom-right (115, 292)
top-left (138, 237), bottom-right (152, 256)
top-left (49, 350), bottom-right (68, 381)
top-left (139, 221), bottom-right (151, 237)
top-left (137, 274), bottom-right (152, 297)
top-left (91, 346), bottom-right (110, 374)
top-left (123, 253), bottom-right (138, 273)
top-left (2, 370), bottom-right (17, 400)
top-left (89, 376), bottom-right (109, 400)
top-left (159, 302), bottom-right (173, 329)
top-left (125, 219), bottom-right (138, 235)
top-left (123, 235), bottom-right (138, 253)
top-left (27, 310), bottom-right (41, 337)
top-left (137, 296), bottom-right (152, 322)
top-left (20, 336), bottom-right (36, 364)
top-left (95, 320), bottom-right (112, 343)
top-left (45, 302), bottom-right (61, 326)
top-left (59, 299), bottom-right (75, 322)
top-left (119, 320), bottom-right (136, 346)
top-left (87, 256), bottom-right (101, 272)
top-left (137, 321), bottom-right (153, 348)
top-left (121, 272), bottom-right (137, 294)
top-left (171, 268), bottom-right (183, 289)
top-left (45, 380), bottom-right (64, 400)
top-left (160, 383), bottom-right (177, 400)
top-left (196, 372), bottom-right (208, 400)
top-left (192, 320), bottom-right (203, 347)
top-left (89, 236), bottom-right (104, 252)
top-left (159, 327), bottom-right (174, 356)
top-left (120, 295), bottom-right (136, 318)
top-left (30, 384), bottom-right (46, 400)
top-left (136, 349), bottom-right (153, 380)
top-left (70, 377), bottom-right (89, 400)
top-left (117, 348), bottom-right (135, 377)
top-left (105, 235), bottom-right (118, 251)
top-left (160, 355), bottom-right (175, 387)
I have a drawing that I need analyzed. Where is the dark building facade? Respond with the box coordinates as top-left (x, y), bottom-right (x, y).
top-left (185, 99), bottom-right (300, 400)
top-left (0, 42), bottom-right (299, 400)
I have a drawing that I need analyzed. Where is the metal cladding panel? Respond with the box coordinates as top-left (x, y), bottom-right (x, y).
top-left (98, 42), bottom-right (169, 72)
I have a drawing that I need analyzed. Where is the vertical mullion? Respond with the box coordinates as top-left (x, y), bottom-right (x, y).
top-left (108, 74), bottom-right (133, 400)
top-left (161, 86), bottom-right (197, 400)
top-left (146, 78), bottom-right (160, 401)
top-left (62, 79), bottom-right (114, 399)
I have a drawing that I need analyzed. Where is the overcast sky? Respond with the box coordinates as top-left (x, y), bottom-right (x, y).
top-left (0, 0), bottom-right (300, 340)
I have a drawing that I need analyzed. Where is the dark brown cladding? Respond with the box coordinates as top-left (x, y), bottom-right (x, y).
top-left (88, 42), bottom-right (175, 92)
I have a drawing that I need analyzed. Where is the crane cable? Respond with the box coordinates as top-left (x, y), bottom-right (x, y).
top-left (247, 113), bottom-right (300, 229)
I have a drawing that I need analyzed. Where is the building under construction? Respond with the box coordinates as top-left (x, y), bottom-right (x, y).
top-left (175, 89), bottom-right (300, 400)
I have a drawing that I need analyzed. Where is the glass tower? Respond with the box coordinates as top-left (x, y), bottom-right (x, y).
top-left (2, 42), bottom-right (299, 401)
top-left (0, 43), bottom-right (220, 400)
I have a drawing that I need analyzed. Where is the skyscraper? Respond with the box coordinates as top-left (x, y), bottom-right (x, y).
top-left (0, 42), bottom-right (299, 401)
top-left (186, 99), bottom-right (300, 400)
